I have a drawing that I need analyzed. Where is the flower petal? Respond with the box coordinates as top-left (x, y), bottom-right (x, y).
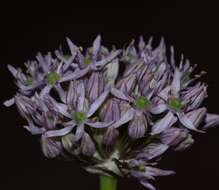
top-left (150, 103), bottom-right (167, 114)
top-left (160, 128), bottom-right (188, 146)
top-left (174, 134), bottom-right (194, 151)
top-left (145, 167), bottom-right (175, 177)
top-left (74, 123), bottom-right (85, 141)
top-left (60, 67), bottom-right (90, 82)
top-left (128, 112), bottom-right (147, 139)
top-left (55, 84), bottom-right (66, 103)
top-left (171, 68), bottom-right (181, 96)
top-left (110, 87), bottom-right (131, 101)
top-left (80, 132), bottom-right (96, 156)
top-left (86, 90), bottom-right (109, 117)
top-left (151, 111), bottom-right (176, 135)
top-left (3, 97), bottom-right (15, 107)
top-left (44, 125), bottom-right (76, 138)
top-left (105, 59), bottom-right (119, 86)
top-left (112, 108), bottom-right (135, 128)
top-left (23, 120), bottom-right (46, 135)
top-left (178, 113), bottom-right (205, 133)
top-left (66, 37), bottom-right (78, 57)
top-left (56, 103), bottom-right (72, 118)
top-left (186, 108), bottom-right (207, 128)
top-left (40, 85), bottom-right (52, 97)
top-left (86, 120), bottom-right (114, 128)
top-left (41, 135), bottom-right (62, 158)
top-left (102, 127), bottom-right (119, 145)
top-left (77, 81), bottom-right (86, 111)
top-left (95, 50), bottom-right (121, 69)
top-left (140, 181), bottom-right (156, 190)
top-left (36, 52), bottom-right (49, 73)
top-left (87, 72), bottom-right (104, 103)
top-left (137, 143), bottom-right (169, 160)
top-left (92, 35), bottom-right (101, 58)
top-left (7, 64), bottom-right (18, 78)
top-left (203, 113), bottom-right (219, 129)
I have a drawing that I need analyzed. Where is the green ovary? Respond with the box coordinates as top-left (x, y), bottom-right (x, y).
top-left (168, 98), bottom-right (183, 112)
top-left (25, 78), bottom-right (33, 86)
top-left (135, 96), bottom-right (150, 109)
top-left (138, 164), bottom-right (145, 172)
top-left (84, 56), bottom-right (91, 65)
top-left (46, 72), bottom-right (60, 85)
top-left (73, 111), bottom-right (86, 124)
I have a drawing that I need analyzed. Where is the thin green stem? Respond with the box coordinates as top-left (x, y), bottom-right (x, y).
top-left (99, 175), bottom-right (118, 190)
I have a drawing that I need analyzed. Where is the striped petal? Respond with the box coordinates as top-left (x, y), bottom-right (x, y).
top-left (60, 67), bottom-right (90, 82)
top-left (178, 112), bottom-right (205, 133)
top-left (44, 124), bottom-right (76, 138)
top-left (86, 90), bottom-right (109, 117)
top-left (112, 108), bottom-right (135, 128)
top-left (171, 68), bottom-right (181, 97)
top-left (151, 111), bottom-right (176, 135)
top-left (86, 120), bottom-right (114, 128)
top-left (203, 113), bottom-right (219, 129)
top-left (92, 35), bottom-right (101, 58)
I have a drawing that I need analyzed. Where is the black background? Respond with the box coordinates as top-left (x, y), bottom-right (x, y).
top-left (1, 1), bottom-right (219, 190)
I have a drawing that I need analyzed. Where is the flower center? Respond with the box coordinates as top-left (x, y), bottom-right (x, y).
top-left (73, 111), bottom-right (86, 124)
top-left (25, 78), bottom-right (33, 86)
top-left (168, 98), bottom-right (182, 112)
top-left (46, 72), bottom-right (60, 85)
top-left (135, 96), bottom-right (150, 109)
top-left (84, 56), bottom-right (91, 65)
top-left (138, 164), bottom-right (145, 172)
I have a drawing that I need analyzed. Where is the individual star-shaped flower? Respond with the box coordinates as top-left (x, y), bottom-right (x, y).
top-left (4, 40), bottom-right (79, 107)
top-left (59, 35), bottom-right (121, 82)
top-left (150, 68), bottom-right (208, 134)
top-left (56, 80), bottom-right (113, 142)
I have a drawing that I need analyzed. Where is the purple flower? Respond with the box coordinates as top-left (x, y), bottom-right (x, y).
top-left (4, 35), bottom-right (219, 190)
top-left (59, 35), bottom-right (121, 82)
top-left (4, 40), bottom-right (79, 107)
top-left (125, 143), bottom-right (174, 190)
top-left (56, 80), bottom-right (113, 141)
top-left (150, 70), bottom-right (208, 133)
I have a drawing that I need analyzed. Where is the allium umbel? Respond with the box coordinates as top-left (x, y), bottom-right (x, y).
top-left (4, 35), bottom-right (219, 190)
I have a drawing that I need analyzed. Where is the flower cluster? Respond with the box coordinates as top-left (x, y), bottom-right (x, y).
top-left (4, 35), bottom-right (219, 190)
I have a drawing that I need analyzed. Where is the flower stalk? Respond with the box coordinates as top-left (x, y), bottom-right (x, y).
top-left (99, 175), bottom-right (118, 190)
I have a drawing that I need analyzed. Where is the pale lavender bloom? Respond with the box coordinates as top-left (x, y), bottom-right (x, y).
top-left (60, 35), bottom-right (121, 82)
top-left (4, 35), bottom-right (219, 190)
top-left (150, 70), bottom-right (208, 133)
top-left (125, 143), bottom-right (174, 190)
top-left (56, 80), bottom-right (113, 141)
top-left (14, 93), bottom-right (73, 157)
top-left (4, 44), bottom-right (78, 106)
top-left (110, 86), bottom-right (155, 139)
